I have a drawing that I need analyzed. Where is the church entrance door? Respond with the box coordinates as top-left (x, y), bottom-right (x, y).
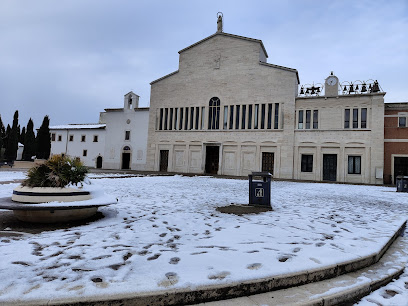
top-left (323, 154), bottom-right (337, 181)
top-left (205, 146), bottom-right (219, 174)
top-left (96, 156), bottom-right (103, 169)
top-left (122, 153), bottom-right (130, 170)
top-left (159, 150), bottom-right (169, 172)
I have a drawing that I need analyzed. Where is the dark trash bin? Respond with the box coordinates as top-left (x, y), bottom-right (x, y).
top-left (396, 176), bottom-right (408, 192)
top-left (248, 172), bottom-right (272, 207)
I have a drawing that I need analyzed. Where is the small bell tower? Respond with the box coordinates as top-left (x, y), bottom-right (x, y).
top-left (124, 91), bottom-right (139, 111)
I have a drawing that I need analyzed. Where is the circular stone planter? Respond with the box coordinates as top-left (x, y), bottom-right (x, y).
top-left (1, 186), bottom-right (115, 223)
top-left (12, 207), bottom-right (98, 223)
top-left (12, 186), bottom-right (91, 203)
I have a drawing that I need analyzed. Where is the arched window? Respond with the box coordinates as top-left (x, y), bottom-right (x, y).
top-left (123, 146), bottom-right (131, 151)
top-left (208, 97), bottom-right (220, 129)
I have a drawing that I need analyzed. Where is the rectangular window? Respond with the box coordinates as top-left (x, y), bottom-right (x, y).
top-left (301, 154), bottom-right (313, 172)
top-left (313, 110), bottom-right (318, 129)
top-left (241, 105), bottom-right (246, 129)
top-left (164, 108), bottom-right (168, 130)
top-left (184, 107), bottom-right (189, 130)
top-left (93, 135), bottom-right (98, 142)
top-left (190, 107), bottom-right (194, 130)
top-left (195, 107), bottom-right (199, 130)
top-left (274, 103), bottom-right (279, 129)
top-left (169, 108), bottom-right (173, 130)
top-left (248, 105), bottom-right (253, 129)
top-left (305, 110), bottom-right (311, 129)
top-left (254, 104), bottom-right (259, 129)
top-left (159, 108), bottom-right (163, 130)
top-left (262, 152), bottom-right (274, 175)
top-left (298, 110), bottom-right (304, 129)
top-left (223, 106), bottom-right (228, 129)
top-left (229, 105), bottom-right (234, 129)
top-left (51, 133), bottom-right (56, 141)
top-left (125, 130), bottom-right (130, 140)
top-left (399, 117), bottom-right (406, 127)
top-left (348, 156), bottom-right (361, 174)
top-left (58, 135), bottom-right (62, 141)
top-left (201, 107), bottom-right (205, 129)
top-left (345, 109), bottom-right (350, 129)
top-left (69, 135), bottom-right (74, 142)
top-left (174, 108), bottom-right (178, 130)
top-left (361, 108), bottom-right (367, 128)
top-left (353, 108), bottom-right (358, 128)
top-left (81, 135), bottom-right (86, 142)
top-left (235, 105), bottom-right (240, 129)
top-left (179, 107), bottom-right (183, 130)
top-left (267, 103), bottom-right (272, 129)
top-left (261, 104), bottom-right (266, 129)
top-left (83, 150), bottom-right (87, 157)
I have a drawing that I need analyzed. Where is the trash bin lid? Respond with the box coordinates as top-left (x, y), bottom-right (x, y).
top-left (250, 172), bottom-right (272, 177)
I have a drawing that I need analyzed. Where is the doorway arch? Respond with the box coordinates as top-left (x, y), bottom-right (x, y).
top-left (96, 156), bottom-right (103, 169)
top-left (122, 146), bottom-right (131, 170)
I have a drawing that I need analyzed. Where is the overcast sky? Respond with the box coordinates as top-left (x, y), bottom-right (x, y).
top-left (1, 0), bottom-right (407, 129)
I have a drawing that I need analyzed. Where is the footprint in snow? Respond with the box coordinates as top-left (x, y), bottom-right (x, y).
top-left (315, 242), bottom-right (325, 247)
top-left (208, 271), bottom-right (231, 280)
top-left (381, 289), bottom-right (399, 299)
top-left (191, 251), bottom-right (207, 255)
top-left (292, 247), bottom-right (301, 253)
top-left (169, 257), bottom-right (180, 264)
top-left (92, 255), bottom-right (112, 260)
top-left (158, 272), bottom-right (179, 287)
top-left (147, 253), bottom-right (161, 261)
top-left (246, 250), bottom-right (259, 254)
top-left (91, 277), bottom-right (109, 288)
top-left (278, 255), bottom-right (292, 262)
top-left (309, 257), bottom-right (321, 264)
top-left (246, 263), bottom-right (262, 270)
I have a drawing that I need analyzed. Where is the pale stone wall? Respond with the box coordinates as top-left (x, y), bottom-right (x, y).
top-left (50, 129), bottom-right (105, 168)
top-left (99, 93), bottom-right (149, 170)
top-left (146, 33), bottom-right (298, 178)
top-left (294, 93), bottom-right (385, 184)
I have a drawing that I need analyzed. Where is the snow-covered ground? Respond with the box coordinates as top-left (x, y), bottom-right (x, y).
top-left (0, 171), bottom-right (407, 305)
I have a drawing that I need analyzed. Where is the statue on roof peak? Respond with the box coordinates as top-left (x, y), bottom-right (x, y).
top-left (217, 12), bottom-right (223, 33)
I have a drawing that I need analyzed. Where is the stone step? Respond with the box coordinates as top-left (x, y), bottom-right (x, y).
top-left (198, 234), bottom-right (408, 306)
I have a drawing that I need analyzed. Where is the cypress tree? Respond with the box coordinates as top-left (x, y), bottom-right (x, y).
top-left (4, 124), bottom-right (10, 149)
top-left (20, 126), bottom-right (25, 145)
top-left (0, 116), bottom-right (4, 160)
top-left (0, 116), bottom-right (4, 148)
top-left (6, 111), bottom-right (19, 161)
top-left (36, 115), bottom-right (51, 159)
top-left (17, 124), bottom-right (21, 144)
top-left (23, 119), bottom-right (36, 161)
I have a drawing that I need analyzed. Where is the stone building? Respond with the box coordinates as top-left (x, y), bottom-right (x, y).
top-left (145, 16), bottom-right (385, 184)
top-left (99, 92), bottom-right (149, 170)
top-left (50, 91), bottom-right (149, 170)
top-left (50, 124), bottom-right (106, 168)
top-left (384, 102), bottom-right (408, 184)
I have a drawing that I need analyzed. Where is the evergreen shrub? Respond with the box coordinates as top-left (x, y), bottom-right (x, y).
top-left (22, 154), bottom-right (88, 188)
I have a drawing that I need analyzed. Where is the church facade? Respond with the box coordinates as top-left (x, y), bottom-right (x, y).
top-left (145, 16), bottom-right (385, 184)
